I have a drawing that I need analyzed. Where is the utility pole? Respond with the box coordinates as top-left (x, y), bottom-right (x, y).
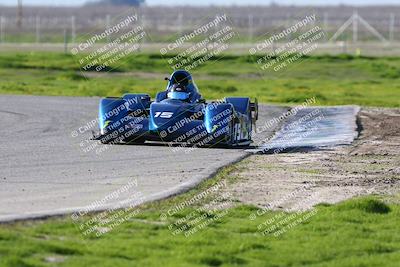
top-left (106, 14), bottom-right (111, 43)
top-left (71, 16), bottom-right (76, 44)
top-left (35, 15), bottom-right (40, 43)
top-left (323, 12), bottom-right (328, 41)
top-left (0, 16), bottom-right (4, 43)
top-left (389, 13), bottom-right (395, 42)
top-left (248, 14), bottom-right (253, 42)
top-left (63, 28), bottom-right (68, 54)
top-left (177, 13), bottom-right (183, 36)
top-left (353, 10), bottom-right (358, 43)
top-left (286, 13), bottom-right (291, 41)
top-left (17, 0), bottom-right (22, 29)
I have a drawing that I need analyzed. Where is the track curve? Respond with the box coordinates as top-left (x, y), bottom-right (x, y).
top-left (0, 95), bottom-right (287, 222)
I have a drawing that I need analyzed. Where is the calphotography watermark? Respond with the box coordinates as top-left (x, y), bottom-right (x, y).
top-left (161, 99), bottom-right (236, 154)
top-left (251, 96), bottom-right (317, 148)
top-left (71, 11), bottom-right (146, 72)
top-left (71, 178), bottom-right (145, 237)
top-left (250, 13), bottom-right (325, 73)
top-left (248, 183), bottom-right (319, 237)
top-left (70, 96), bottom-right (146, 156)
top-left (255, 105), bottom-right (325, 154)
top-left (169, 192), bottom-right (232, 238)
top-left (160, 14), bottom-right (238, 71)
top-left (159, 181), bottom-right (231, 237)
top-left (258, 207), bottom-right (318, 237)
top-left (264, 108), bottom-right (325, 154)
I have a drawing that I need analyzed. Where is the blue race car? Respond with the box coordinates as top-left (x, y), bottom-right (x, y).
top-left (94, 70), bottom-right (258, 147)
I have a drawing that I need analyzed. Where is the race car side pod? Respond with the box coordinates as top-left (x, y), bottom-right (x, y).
top-left (204, 103), bottom-right (235, 144)
top-left (94, 95), bottom-right (151, 144)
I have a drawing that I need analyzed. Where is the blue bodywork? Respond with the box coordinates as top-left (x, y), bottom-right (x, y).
top-left (95, 70), bottom-right (258, 147)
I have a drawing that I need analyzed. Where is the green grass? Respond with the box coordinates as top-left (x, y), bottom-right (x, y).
top-left (0, 52), bottom-right (399, 266)
top-left (1, 162), bottom-right (400, 267)
top-left (1, 198), bottom-right (399, 267)
top-left (0, 52), bottom-right (399, 106)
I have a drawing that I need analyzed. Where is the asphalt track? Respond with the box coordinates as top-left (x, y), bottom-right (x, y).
top-left (0, 95), bottom-right (287, 222)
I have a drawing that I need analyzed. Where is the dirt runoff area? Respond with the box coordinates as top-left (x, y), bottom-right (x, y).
top-left (222, 107), bottom-right (400, 211)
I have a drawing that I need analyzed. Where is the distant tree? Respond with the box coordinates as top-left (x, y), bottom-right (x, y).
top-left (95, 0), bottom-right (145, 6)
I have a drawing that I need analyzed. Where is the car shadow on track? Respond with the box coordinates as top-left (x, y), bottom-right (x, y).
top-left (116, 141), bottom-right (250, 150)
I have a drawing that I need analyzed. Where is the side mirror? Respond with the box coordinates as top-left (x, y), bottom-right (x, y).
top-left (164, 77), bottom-right (170, 81)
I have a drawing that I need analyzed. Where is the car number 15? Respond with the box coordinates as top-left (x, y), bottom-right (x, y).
top-left (154, 112), bottom-right (174, 118)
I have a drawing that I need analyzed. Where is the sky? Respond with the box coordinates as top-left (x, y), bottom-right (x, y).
top-left (0, 0), bottom-right (399, 6)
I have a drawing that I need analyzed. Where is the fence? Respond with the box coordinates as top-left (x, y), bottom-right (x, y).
top-left (0, 5), bottom-right (399, 44)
